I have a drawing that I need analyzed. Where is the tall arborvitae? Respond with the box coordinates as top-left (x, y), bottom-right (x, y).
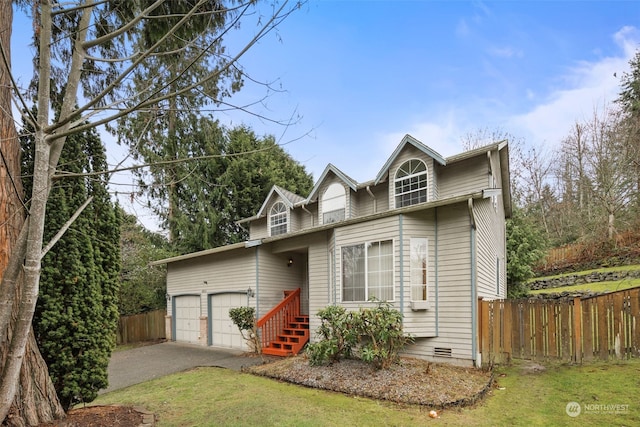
top-left (21, 116), bottom-right (121, 410)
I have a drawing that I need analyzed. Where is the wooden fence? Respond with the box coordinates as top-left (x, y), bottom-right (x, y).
top-left (478, 288), bottom-right (640, 365)
top-left (116, 309), bottom-right (166, 345)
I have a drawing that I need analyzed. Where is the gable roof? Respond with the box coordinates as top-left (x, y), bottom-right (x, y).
top-left (240, 185), bottom-right (304, 223)
top-left (374, 134), bottom-right (447, 185)
top-left (306, 163), bottom-right (359, 202)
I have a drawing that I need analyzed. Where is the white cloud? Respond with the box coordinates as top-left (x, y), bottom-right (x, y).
top-left (488, 46), bottom-right (524, 59)
top-left (456, 19), bottom-right (470, 38)
top-left (379, 110), bottom-right (464, 160)
top-left (509, 26), bottom-right (639, 149)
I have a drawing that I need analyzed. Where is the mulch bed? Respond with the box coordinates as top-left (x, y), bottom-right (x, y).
top-left (38, 406), bottom-right (151, 427)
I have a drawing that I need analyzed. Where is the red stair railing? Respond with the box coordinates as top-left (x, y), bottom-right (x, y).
top-left (256, 288), bottom-right (301, 351)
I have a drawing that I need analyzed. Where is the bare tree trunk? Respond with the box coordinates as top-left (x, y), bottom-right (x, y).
top-left (0, 1), bottom-right (65, 424)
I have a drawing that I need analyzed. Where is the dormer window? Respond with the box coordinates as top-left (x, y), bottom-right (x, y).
top-left (322, 183), bottom-right (346, 224)
top-left (269, 202), bottom-right (288, 236)
top-left (394, 159), bottom-right (428, 208)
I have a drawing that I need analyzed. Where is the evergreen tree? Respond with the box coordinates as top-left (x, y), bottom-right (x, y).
top-left (168, 122), bottom-right (314, 254)
top-left (506, 207), bottom-right (547, 298)
top-left (21, 117), bottom-right (121, 410)
top-left (616, 49), bottom-right (640, 213)
top-left (119, 209), bottom-right (175, 315)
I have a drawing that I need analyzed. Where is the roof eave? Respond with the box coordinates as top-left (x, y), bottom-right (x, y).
top-left (374, 134), bottom-right (446, 185)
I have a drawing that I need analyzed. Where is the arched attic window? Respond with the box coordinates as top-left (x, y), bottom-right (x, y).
top-left (322, 183), bottom-right (346, 224)
top-left (269, 201), bottom-right (288, 236)
top-left (394, 159), bottom-right (428, 208)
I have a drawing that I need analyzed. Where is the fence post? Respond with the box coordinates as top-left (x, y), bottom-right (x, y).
top-left (573, 297), bottom-right (582, 363)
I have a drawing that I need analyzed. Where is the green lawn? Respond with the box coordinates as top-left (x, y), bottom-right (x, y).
top-left (529, 279), bottom-right (640, 295)
top-left (529, 265), bottom-right (640, 283)
top-left (95, 358), bottom-right (640, 426)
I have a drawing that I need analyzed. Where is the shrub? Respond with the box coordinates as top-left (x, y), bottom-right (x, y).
top-left (307, 301), bottom-right (412, 369)
top-left (229, 307), bottom-right (260, 354)
top-left (355, 300), bottom-right (413, 369)
top-left (306, 305), bottom-right (358, 366)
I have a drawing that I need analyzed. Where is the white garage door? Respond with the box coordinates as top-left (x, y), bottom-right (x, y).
top-left (210, 293), bottom-right (247, 350)
top-left (174, 295), bottom-right (200, 344)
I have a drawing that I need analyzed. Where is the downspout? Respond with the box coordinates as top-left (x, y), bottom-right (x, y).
top-left (467, 198), bottom-right (478, 366)
top-left (434, 208), bottom-right (439, 336)
top-left (399, 214), bottom-right (404, 317)
top-left (302, 204), bottom-right (314, 227)
top-left (171, 297), bottom-right (176, 342)
top-left (332, 238), bottom-right (337, 305)
top-left (366, 185), bottom-right (376, 213)
top-left (255, 246), bottom-right (260, 317)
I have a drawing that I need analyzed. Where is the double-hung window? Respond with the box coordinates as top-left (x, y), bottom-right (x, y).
top-left (342, 240), bottom-right (393, 302)
top-left (269, 202), bottom-right (288, 236)
top-left (394, 159), bottom-right (428, 208)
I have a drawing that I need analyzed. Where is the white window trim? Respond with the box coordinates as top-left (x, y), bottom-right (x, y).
top-left (394, 158), bottom-right (429, 209)
top-left (409, 237), bottom-right (428, 301)
top-left (340, 239), bottom-right (395, 303)
top-left (269, 201), bottom-right (288, 236)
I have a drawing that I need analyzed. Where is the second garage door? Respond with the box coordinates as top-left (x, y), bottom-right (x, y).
top-left (209, 293), bottom-right (247, 350)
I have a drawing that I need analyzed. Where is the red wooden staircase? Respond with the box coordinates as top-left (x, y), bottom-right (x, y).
top-left (257, 289), bottom-right (309, 356)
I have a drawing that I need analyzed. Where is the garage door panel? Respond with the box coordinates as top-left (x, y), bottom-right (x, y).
top-left (210, 293), bottom-right (246, 350)
top-left (175, 296), bottom-right (200, 344)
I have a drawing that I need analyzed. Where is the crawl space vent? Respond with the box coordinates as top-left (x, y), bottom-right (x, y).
top-left (434, 347), bottom-right (452, 358)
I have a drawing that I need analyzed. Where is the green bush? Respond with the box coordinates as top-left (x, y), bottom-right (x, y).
top-left (229, 307), bottom-right (260, 353)
top-left (355, 301), bottom-right (413, 369)
top-left (307, 301), bottom-right (412, 369)
top-left (306, 305), bottom-right (358, 366)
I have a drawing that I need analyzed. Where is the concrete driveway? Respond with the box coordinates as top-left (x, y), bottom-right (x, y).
top-left (103, 341), bottom-right (267, 394)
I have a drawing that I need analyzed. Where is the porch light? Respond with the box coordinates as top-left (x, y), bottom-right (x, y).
top-left (288, 257), bottom-right (293, 267)
top-left (247, 288), bottom-right (255, 297)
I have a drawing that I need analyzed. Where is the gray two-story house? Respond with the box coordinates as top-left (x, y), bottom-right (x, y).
top-left (153, 134), bottom-right (511, 366)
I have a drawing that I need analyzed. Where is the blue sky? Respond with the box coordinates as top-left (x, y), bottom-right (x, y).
top-left (229, 1), bottom-right (639, 183)
top-left (10, 1), bottom-right (640, 230)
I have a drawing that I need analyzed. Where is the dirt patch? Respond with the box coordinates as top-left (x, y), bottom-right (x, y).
top-left (248, 356), bottom-right (494, 408)
top-left (38, 405), bottom-right (151, 427)
top-left (519, 361), bottom-right (547, 375)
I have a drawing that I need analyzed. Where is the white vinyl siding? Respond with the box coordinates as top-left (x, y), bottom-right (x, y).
top-left (307, 233), bottom-right (330, 336)
top-left (474, 197), bottom-right (506, 298)
top-left (248, 217), bottom-right (268, 240)
top-left (255, 247), bottom-right (299, 318)
top-left (437, 156), bottom-right (487, 199)
top-left (400, 212), bottom-right (436, 338)
top-left (165, 247), bottom-right (257, 329)
top-left (401, 204), bottom-right (474, 364)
